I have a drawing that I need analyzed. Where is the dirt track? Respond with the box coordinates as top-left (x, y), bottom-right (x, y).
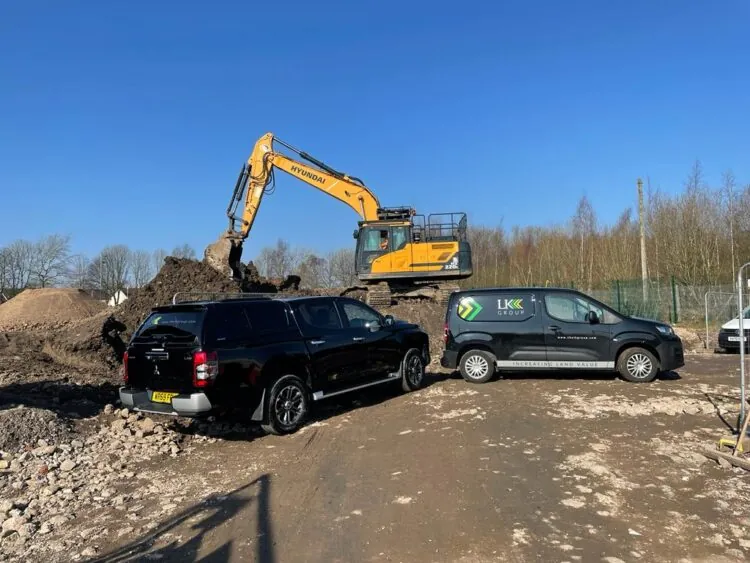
top-left (23, 355), bottom-right (739, 563)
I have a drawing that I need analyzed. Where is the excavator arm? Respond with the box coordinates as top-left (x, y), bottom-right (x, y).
top-left (204, 132), bottom-right (382, 278)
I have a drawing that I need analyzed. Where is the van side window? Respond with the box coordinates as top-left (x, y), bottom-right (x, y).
top-left (544, 293), bottom-right (616, 324)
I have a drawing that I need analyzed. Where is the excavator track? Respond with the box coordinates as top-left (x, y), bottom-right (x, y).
top-left (340, 281), bottom-right (460, 309)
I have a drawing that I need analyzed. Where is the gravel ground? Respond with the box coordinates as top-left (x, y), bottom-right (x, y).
top-left (0, 354), bottom-right (749, 562)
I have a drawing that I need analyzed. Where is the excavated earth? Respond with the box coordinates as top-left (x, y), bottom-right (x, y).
top-left (4, 257), bottom-right (742, 562)
top-left (0, 289), bottom-right (105, 332)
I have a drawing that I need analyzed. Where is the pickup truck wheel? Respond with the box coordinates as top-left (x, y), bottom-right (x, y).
top-left (617, 347), bottom-right (658, 383)
top-left (400, 348), bottom-right (425, 392)
top-left (459, 350), bottom-right (496, 384)
top-left (261, 375), bottom-right (309, 435)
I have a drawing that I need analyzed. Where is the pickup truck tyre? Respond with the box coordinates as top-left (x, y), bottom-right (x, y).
top-left (261, 374), bottom-right (310, 435)
top-left (459, 350), bottom-right (496, 384)
top-left (617, 347), bottom-right (658, 383)
top-left (400, 348), bottom-right (425, 392)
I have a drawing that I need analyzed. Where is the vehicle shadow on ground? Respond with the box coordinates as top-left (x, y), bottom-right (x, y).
top-left (87, 475), bottom-right (274, 563)
top-left (174, 370), bottom-right (450, 443)
top-left (0, 379), bottom-right (119, 418)
top-left (444, 369), bottom-right (682, 382)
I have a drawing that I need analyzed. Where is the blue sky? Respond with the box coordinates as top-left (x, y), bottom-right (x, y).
top-left (1, 0), bottom-right (749, 260)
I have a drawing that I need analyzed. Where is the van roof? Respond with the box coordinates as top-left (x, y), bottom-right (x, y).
top-left (452, 286), bottom-right (583, 296)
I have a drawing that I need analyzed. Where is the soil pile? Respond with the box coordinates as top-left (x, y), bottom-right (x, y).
top-left (115, 257), bottom-right (244, 332)
top-left (0, 406), bottom-right (72, 452)
top-left (384, 300), bottom-right (446, 362)
top-left (44, 257), bottom-right (303, 371)
top-left (0, 289), bottom-right (105, 331)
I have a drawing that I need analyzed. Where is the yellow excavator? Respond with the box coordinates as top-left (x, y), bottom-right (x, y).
top-left (204, 132), bottom-right (473, 306)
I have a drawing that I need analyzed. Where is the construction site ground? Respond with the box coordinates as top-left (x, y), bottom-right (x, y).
top-left (2, 349), bottom-right (750, 562)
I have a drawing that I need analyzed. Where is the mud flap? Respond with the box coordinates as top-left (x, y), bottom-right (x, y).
top-left (251, 388), bottom-right (266, 422)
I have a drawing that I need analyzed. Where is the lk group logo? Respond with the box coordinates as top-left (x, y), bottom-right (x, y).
top-left (457, 296), bottom-right (483, 321)
top-left (498, 298), bottom-right (525, 316)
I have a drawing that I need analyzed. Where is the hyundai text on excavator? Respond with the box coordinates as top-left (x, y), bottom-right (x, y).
top-left (204, 132), bottom-right (473, 306)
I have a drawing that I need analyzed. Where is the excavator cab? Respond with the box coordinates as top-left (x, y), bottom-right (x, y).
top-left (354, 209), bottom-right (473, 283)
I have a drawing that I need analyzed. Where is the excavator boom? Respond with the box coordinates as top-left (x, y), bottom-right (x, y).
top-left (204, 132), bottom-right (473, 306)
top-left (204, 133), bottom-right (384, 278)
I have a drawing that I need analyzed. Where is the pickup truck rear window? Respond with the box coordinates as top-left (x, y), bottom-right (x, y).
top-left (134, 310), bottom-right (205, 338)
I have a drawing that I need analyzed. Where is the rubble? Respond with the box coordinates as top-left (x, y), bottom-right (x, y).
top-left (0, 407), bottom-right (72, 453)
top-left (0, 407), bottom-right (200, 561)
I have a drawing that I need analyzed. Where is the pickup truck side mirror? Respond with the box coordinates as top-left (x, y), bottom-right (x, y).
top-left (367, 320), bottom-right (382, 332)
top-left (586, 311), bottom-right (600, 324)
top-left (384, 314), bottom-right (394, 327)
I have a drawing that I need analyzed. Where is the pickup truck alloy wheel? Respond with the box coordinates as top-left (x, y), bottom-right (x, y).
top-left (401, 348), bottom-right (425, 392)
top-left (274, 385), bottom-right (304, 426)
top-left (262, 375), bottom-right (310, 435)
top-left (617, 347), bottom-right (658, 383)
top-left (459, 350), bottom-right (496, 384)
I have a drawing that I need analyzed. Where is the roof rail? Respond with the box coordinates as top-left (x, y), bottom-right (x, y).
top-left (171, 291), bottom-right (277, 305)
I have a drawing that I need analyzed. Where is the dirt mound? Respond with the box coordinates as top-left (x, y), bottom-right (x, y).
top-left (43, 257), bottom-right (304, 371)
top-left (0, 288), bottom-right (105, 331)
top-left (674, 326), bottom-right (703, 353)
top-left (0, 406), bottom-right (72, 453)
top-left (115, 257), bottom-right (244, 333)
top-left (383, 300), bottom-right (446, 362)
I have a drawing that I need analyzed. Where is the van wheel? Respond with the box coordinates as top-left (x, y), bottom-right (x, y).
top-left (617, 347), bottom-right (658, 383)
top-left (400, 348), bottom-right (425, 392)
top-left (261, 375), bottom-right (310, 435)
top-left (459, 350), bottom-right (496, 384)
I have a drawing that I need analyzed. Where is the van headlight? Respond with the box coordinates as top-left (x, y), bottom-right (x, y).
top-left (655, 325), bottom-right (674, 336)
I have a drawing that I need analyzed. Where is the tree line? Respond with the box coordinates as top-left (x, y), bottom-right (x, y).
top-left (468, 161), bottom-right (747, 291)
top-left (0, 237), bottom-right (197, 302)
top-left (2, 160), bottom-right (747, 299)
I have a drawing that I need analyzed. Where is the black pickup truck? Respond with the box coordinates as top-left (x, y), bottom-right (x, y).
top-left (119, 295), bottom-right (430, 434)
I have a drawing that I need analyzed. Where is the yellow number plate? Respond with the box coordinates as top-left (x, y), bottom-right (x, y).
top-left (151, 391), bottom-right (178, 404)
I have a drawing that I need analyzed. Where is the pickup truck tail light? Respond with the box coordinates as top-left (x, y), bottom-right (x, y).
top-left (122, 351), bottom-right (129, 384)
top-left (193, 351), bottom-right (218, 388)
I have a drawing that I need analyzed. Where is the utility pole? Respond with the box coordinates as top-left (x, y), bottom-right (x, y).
top-left (638, 178), bottom-right (648, 301)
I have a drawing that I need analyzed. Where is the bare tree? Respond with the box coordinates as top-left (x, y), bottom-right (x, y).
top-left (66, 254), bottom-right (90, 290)
top-left (326, 248), bottom-right (357, 287)
top-left (3, 239), bottom-right (35, 290)
top-left (171, 244), bottom-right (196, 259)
top-left (88, 245), bottom-right (132, 303)
top-left (256, 239), bottom-right (299, 279)
top-left (152, 248), bottom-right (168, 273)
top-left (31, 234), bottom-right (71, 288)
top-left (130, 250), bottom-right (154, 288)
top-left (0, 247), bottom-right (9, 294)
top-left (297, 253), bottom-right (327, 288)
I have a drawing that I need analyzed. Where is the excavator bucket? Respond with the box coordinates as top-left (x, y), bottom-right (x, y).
top-left (203, 233), bottom-right (244, 279)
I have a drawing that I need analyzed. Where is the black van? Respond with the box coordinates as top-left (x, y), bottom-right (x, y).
top-left (440, 287), bottom-right (684, 383)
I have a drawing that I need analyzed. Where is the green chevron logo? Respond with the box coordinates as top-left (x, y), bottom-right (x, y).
top-left (506, 298), bottom-right (523, 310)
top-left (458, 296), bottom-right (483, 321)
